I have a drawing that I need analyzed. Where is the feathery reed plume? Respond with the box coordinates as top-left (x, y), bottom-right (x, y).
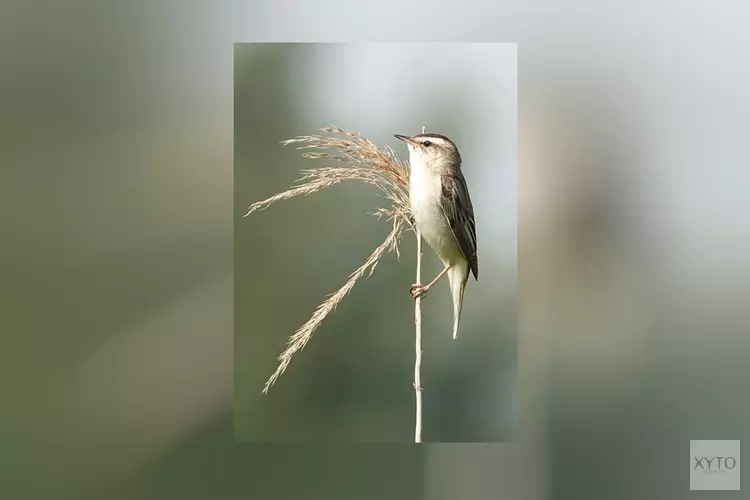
top-left (263, 216), bottom-right (406, 393)
top-left (243, 126), bottom-right (413, 394)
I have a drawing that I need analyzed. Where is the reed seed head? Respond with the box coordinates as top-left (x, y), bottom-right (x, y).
top-left (243, 126), bottom-right (413, 393)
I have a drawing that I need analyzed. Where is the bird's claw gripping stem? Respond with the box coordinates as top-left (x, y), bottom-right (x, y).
top-left (410, 283), bottom-right (429, 300)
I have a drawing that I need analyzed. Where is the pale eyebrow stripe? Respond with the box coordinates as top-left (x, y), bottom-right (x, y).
top-left (415, 135), bottom-right (450, 147)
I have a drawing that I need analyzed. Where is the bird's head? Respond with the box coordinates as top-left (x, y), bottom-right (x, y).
top-left (394, 132), bottom-right (462, 173)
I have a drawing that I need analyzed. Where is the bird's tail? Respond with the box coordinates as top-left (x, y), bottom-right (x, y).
top-left (447, 263), bottom-right (469, 339)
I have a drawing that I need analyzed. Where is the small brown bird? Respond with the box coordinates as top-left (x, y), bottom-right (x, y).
top-left (394, 132), bottom-right (478, 339)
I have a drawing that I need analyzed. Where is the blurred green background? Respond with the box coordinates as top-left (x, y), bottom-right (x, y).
top-left (234, 44), bottom-right (517, 442)
top-left (2, 1), bottom-right (749, 500)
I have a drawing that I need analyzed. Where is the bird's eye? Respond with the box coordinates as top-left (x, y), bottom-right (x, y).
top-left (422, 141), bottom-right (432, 147)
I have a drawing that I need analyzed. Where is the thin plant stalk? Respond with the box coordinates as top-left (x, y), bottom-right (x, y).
top-left (414, 125), bottom-right (425, 443)
top-left (414, 231), bottom-right (424, 443)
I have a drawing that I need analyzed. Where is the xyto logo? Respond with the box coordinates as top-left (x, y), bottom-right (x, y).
top-left (694, 456), bottom-right (737, 474)
top-left (690, 440), bottom-right (740, 490)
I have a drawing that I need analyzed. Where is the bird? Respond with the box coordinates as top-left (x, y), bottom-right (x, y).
top-left (394, 132), bottom-right (478, 339)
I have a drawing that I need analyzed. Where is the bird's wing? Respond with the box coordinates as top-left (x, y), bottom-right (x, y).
top-left (440, 172), bottom-right (479, 280)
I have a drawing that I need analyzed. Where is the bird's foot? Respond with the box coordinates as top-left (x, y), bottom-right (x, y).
top-left (410, 283), bottom-right (429, 299)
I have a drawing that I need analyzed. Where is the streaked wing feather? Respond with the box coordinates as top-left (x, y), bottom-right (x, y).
top-left (440, 172), bottom-right (479, 280)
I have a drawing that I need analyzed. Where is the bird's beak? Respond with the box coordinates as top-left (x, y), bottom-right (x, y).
top-left (393, 134), bottom-right (420, 147)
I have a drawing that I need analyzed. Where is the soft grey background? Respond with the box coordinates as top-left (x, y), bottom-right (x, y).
top-left (2, 1), bottom-right (749, 500)
top-left (235, 43), bottom-right (517, 442)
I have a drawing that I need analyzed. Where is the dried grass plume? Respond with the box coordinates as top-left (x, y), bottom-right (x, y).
top-left (243, 126), bottom-right (413, 394)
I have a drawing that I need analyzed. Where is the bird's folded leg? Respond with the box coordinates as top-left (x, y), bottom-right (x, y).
top-left (409, 265), bottom-right (451, 300)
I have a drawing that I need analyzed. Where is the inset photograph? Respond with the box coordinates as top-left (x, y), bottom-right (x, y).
top-left (235, 43), bottom-right (517, 442)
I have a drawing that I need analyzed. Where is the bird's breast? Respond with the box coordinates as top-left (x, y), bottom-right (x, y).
top-left (409, 166), bottom-right (461, 264)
